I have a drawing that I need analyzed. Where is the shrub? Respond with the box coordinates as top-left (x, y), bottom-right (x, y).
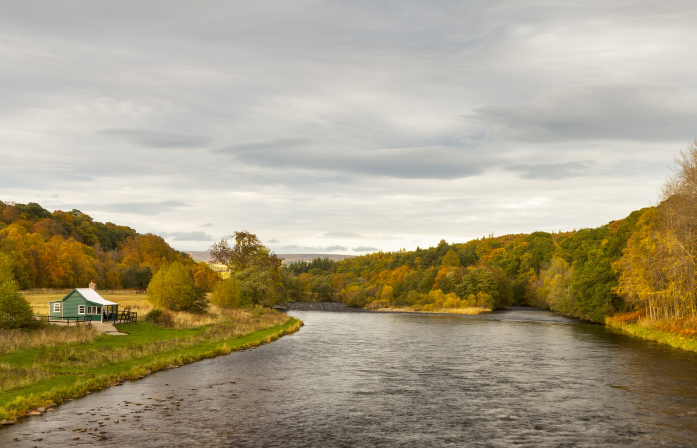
top-left (144, 308), bottom-right (163, 322)
top-left (211, 278), bottom-right (245, 309)
top-left (146, 262), bottom-right (208, 313)
top-left (0, 278), bottom-right (34, 329)
top-left (144, 308), bottom-right (174, 327)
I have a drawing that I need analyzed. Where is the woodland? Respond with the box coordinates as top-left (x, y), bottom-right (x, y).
top-left (285, 142), bottom-right (697, 325)
top-left (0, 202), bottom-right (219, 292)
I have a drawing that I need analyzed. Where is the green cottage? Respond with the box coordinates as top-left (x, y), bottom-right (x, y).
top-left (48, 283), bottom-right (119, 323)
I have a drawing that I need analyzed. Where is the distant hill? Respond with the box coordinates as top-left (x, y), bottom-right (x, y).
top-left (186, 251), bottom-right (354, 264)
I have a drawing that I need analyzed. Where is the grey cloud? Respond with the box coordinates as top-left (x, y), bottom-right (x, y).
top-left (326, 245), bottom-right (348, 251)
top-left (92, 201), bottom-right (188, 215)
top-left (202, 223), bottom-right (214, 227)
top-left (505, 161), bottom-right (597, 180)
top-left (267, 238), bottom-right (279, 243)
top-left (218, 143), bottom-right (495, 180)
top-left (470, 84), bottom-right (697, 142)
top-left (98, 129), bottom-right (214, 148)
top-left (353, 246), bottom-right (379, 252)
top-left (217, 137), bottom-right (314, 153)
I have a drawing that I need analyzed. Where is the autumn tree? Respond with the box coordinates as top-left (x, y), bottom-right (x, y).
top-left (211, 277), bottom-right (245, 309)
top-left (147, 262), bottom-right (207, 313)
top-left (614, 141), bottom-right (697, 320)
top-left (210, 231), bottom-right (283, 307)
top-left (441, 249), bottom-right (461, 267)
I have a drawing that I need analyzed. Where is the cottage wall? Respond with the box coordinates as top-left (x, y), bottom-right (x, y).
top-left (50, 291), bottom-right (103, 322)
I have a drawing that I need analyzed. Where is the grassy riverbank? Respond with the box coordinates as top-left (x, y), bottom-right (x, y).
top-left (0, 309), bottom-right (302, 422)
top-left (606, 311), bottom-right (697, 353)
top-left (372, 306), bottom-right (491, 315)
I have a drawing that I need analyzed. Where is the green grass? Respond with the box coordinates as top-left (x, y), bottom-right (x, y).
top-left (0, 315), bottom-right (302, 421)
top-left (606, 320), bottom-right (697, 353)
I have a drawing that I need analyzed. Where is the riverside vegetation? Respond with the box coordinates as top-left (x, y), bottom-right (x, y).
top-left (284, 141), bottom-right (697, 352)
top-left (0, 306), bottom-right (301, 422)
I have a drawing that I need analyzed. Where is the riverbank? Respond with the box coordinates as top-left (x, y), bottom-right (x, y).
top-left (285, 301), bottom-right (491, 315)
top-left (0, 310), bottom-right (302, 423)
top-left (606, 313), bottom-right (697, 353)
top-left (372, 306), bottom-right (491, 315)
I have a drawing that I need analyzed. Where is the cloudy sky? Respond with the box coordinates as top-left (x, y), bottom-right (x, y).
top-left (2, 1), bottom-right (696, 254)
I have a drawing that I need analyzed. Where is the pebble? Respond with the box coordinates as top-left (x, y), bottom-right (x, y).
top-left (0, 419), bottom-right (15, 425)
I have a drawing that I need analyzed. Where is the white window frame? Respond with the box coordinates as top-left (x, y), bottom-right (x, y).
top-left (78, 305), bottom-right (85, 314)
top-left (97, 306), bottom-right (102, 315)
top-left (53, 303), bottom-right (61, 313)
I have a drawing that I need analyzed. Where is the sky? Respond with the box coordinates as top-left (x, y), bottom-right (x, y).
top-left (2, 1), bottom-right (697, 254)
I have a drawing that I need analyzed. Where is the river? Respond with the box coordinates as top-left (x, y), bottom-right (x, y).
top-left (2, 308), bottom-right (697, 447)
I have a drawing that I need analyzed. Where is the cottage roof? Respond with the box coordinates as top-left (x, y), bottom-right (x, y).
top-left (74, 288), bottom-right (118, 306)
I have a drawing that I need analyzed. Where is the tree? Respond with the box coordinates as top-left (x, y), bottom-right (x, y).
top-left (441, 249), bottom-right (461, 267)
top-left (613, 141), bottom-right (697, 320)
top-left (210, 231), bottom-right (280, 272)
top-left (210, 231), bottom-right (283, 307)
top-left (211, 277), bottom-right (245, 309)
top-left (146, 262), bottom-right (207, 313)
top-left (0, 277), bottom-right (34, 329)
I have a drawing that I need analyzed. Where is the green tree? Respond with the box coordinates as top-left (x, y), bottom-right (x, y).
top-left (0, 277), bottom-right (34, 329)
top-left (210, 231), bottom-right (283, 307)
top-left (146, 262), bottom-right (207, 313)
top-left (441, 249), bottom-right (461, 267)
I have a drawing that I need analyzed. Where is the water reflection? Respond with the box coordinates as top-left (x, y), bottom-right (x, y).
top-left (2, 309), bottom-right (697, 447)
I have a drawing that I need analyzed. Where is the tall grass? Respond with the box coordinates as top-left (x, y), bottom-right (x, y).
top-left (0, 363), bottom-right (53, 392)
top-left (0, 325), bottom-right (99, 355)
top-left (607, 309), bottom-right (697, 339)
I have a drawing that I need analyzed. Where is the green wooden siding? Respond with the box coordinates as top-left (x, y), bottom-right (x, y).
top-left (48, 290), bottom-right (118, 322)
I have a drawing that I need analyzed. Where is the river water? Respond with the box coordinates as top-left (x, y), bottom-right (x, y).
top-left (2, 308), bottom-right (697, 447)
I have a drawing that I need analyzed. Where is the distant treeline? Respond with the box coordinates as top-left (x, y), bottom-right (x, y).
top-left (0, 201), bottom-right (219, 291)
top-left (284, 142), bottom-right (697, 323)
top-left (283, 215), bottom-right (642, 322)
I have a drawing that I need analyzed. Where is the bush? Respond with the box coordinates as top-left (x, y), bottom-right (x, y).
top-left (0, 278), bottom-right (34, 329)
top-left (144, 308), bottom-right (174, 327)
top-left (211, 278), bottom-right (245, 309)
top-left (146, 262), bottom-right (208, 313)
top-left (144, 308), bottom-right (163, 322)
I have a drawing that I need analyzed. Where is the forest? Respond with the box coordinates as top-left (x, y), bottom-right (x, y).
top-left (0, 202), bottom-right (219, 292)
top-left (284, 142), bottom-right (697, 324)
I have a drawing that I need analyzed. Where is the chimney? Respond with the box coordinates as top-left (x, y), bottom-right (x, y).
top-left (89, 280), bottom-right (97, 291)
